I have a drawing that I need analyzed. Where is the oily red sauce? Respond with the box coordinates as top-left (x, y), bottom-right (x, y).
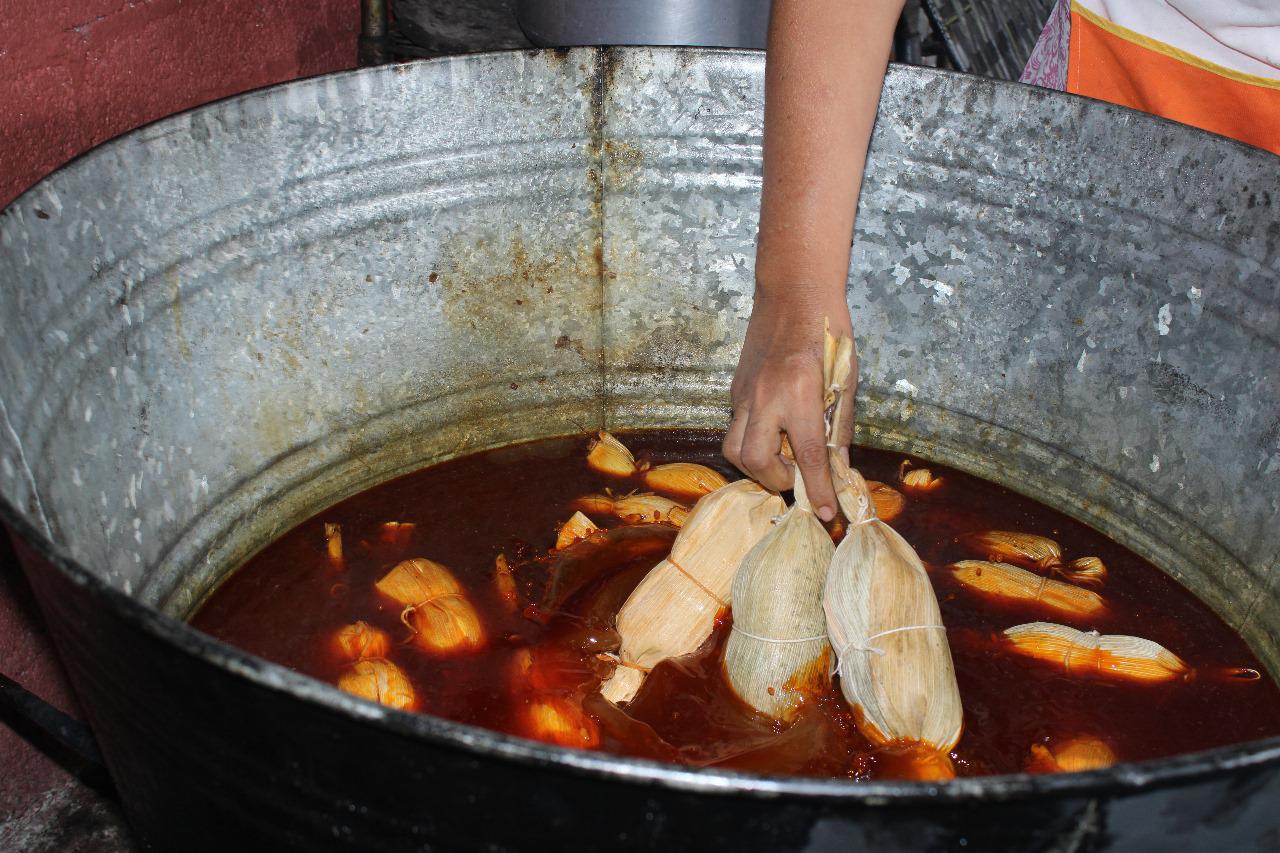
top-left (191, 430), bottom-right (1280, 779)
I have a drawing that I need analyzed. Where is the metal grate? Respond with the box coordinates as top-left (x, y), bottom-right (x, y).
top-left (922, 0), bottom-right (1058, 80)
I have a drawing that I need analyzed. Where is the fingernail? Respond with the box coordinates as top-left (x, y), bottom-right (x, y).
top-left (817, 505), bottom-right (835, 522)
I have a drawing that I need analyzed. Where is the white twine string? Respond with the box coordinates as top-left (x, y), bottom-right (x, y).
top-left (731, 624), bottom-right (828, 645)
top-left (835, 624), bottom-right (948, 666)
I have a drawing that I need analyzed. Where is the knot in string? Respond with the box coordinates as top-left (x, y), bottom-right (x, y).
top-left (834, 624), bottom-right (948, 671)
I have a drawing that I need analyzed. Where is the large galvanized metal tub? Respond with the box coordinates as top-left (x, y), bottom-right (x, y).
top-left (1, 47), bottom-right (1277, 850)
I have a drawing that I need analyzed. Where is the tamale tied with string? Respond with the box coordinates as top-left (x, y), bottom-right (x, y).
top-left (600, 479), bottom-right (785, 704)
top-left (723, 467), bottom-right (834, 721)
top-left (821, 328), bottom-right (963, 754)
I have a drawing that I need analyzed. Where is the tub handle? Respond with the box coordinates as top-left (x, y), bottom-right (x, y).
top-left (0, 671), bottom-right (115, 799)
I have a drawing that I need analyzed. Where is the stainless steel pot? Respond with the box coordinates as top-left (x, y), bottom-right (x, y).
top-left (1, 48), bottom-right (1277, 850)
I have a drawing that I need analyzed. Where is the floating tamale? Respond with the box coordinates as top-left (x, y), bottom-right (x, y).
top-left (337, 658), bottom-right (417, 711)
top-left (586, 431), bottom-right (638, 477)
top-left (867, 481), bottom-right (906, 524)
top-left (1003, 622), bottom-right (1189, 683)
top-left (518, 695), bottom-right (601, 749)
top-left (376, 558), bottom-right (486, 655)
top-left (574, 491), bottom-right (689, 527)
top-left (324, 522), bottom-right (344, 570)
top-left (961, 530), bottom-right (1108, 587)
top-left (723, 474), bottom-right (833, 721)
top-left (949, 560), bottom-right (1107, 619)
top-left (330, 620), bottom-right (392, 662)
top-left (556, 511), bottom-right (601, 550)
top-left (874, 742), bottom-right (958, 782)
top-left (898, 460), bottom-right (943, 497)
top-left (640, 462), bottom-right (730, 501)
top-left (600, 479), bottom-right (786, 705)
top-left (1026, 736), bottom-right (1116, 773)
top-left (825, 452), bottom-right (964, 753)
top-left (494, 553), bottom-right (519, 612)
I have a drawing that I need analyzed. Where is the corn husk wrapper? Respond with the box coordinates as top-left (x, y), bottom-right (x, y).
top-left (1027, 736), bottom-right (1116, 773)
top-left (898, 461), bottom-right (943, 497)
top-left (1003, 622), bottom-right (1188, 683)
top-left (574, 492), bottom-right (690, 527)
top-left (949, 560), bottom-right (1106, 620)
top-left (376, 558), bottom-right (486, 655)
top-left (599, 479), bottom-right (786, 704)
top-left (724, 469), bottom-right (834, 721)
top-left (641, 462), bottom-right (730, 501)
top-left (331, 620), bottom-right (392, 662)
top-left (586, 431), bottom-right (638, 477)
top-left (962, 530), bottom-right (1108, 587)
top-left (337, 659), bottom-right (417, 711)
top-left (324, 522), bottom-right (344, 570)
top-left (556, 511), bottom-right (601, 550)
top-left (867, 481), bottom-right (906, 523)
top-left (825, 452), bottom-right (964, 751)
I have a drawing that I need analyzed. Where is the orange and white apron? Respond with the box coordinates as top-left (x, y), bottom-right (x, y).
top-left (1022, 0), bottom-right (1280, 155)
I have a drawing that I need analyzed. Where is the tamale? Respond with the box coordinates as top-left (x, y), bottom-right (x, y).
top-left (574, 491), bottom-right (690, 527)
top-left (825, 452), bottom-right (964, 752)
top-left (867, 481), bottom-right (907, 524)
top-left (949, 560), bottom-right (1106, 620)
top-left (1003, 622), bottom-right (1189, 683)
top-left (600, 479), bottom-right (786, 704)
top-left (556, 511), bottom-right (600, 550)
top-left (1027, 736), bottom-right (1116, 773)
top-left (1064, 556), bottom-right (1108, 587)
top-left (961, 530), bottom-right (1108, 587)
top-left (586, 431), bottom-right (638, 477)
top-left (324, 522), bottom-right (344, 570)
top-left (640, 462), bottom-right (730, 501)
top-left (723, 468), bottom-right (834, 722)
top-left (330, 620), bottom-right (392, 662)
top-left (518, 695), bottom-right (601, 749)
top-left (337, 658), bottom-right (417, 711)
top-left (898, 460), bottom-right (943, 497)
top-left (376, 558), bottom-right (486, 655)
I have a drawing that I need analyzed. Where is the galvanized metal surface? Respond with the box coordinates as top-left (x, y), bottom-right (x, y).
top-left (1, 47), bottom-right (1279, 848)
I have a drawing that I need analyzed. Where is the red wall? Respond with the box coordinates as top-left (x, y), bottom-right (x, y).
top-left (1, 0), bottom-right (359, 208)
top-left (0, 0), bottom-right (358, 823)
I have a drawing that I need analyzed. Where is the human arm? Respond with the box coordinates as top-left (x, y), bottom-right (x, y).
top-left (723, 0), bottom-right (905, 520)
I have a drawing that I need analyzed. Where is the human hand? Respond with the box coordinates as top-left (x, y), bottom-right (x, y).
top-left (723, 290), bottom-right (857, 521)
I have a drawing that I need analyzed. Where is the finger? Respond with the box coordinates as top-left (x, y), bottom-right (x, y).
top-left (722, 406), bottom-right (750, 475)
top-left (786, 407), bottom-right (838, 522)
top-left (739, 411), bottom-right (791, 494)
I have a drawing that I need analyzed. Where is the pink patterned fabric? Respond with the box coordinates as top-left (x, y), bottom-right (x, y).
top-left (1020, 0), bottom-right (1071, 89)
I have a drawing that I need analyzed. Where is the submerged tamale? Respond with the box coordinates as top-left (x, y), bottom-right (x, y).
top-left (723, 469), bottom-right (834, 721)
top-left (337, 658), bottom-right (417, 711)
top-left (949, 560), bottom-right (1107, 619)
top-left (825, 452), bottom-right (964, 752)
top-left (1026, 736), bottom-right (1116, 773)
top-left (376, 558), bottom-right (486, 655)
top-left (600, 479), bottom-right (785, 704)
top-left (961, 530), bottom-right (1108, 587)
top-left (331, 620), bottom-right (392, 662)
top-left (573, 491), bottom-right (690, 527)
top-left (1003, 622), bottom-right (1189, 683)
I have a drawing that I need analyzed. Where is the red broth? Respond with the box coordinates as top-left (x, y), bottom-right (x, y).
top-left (191, 430), bottom-right (1280, 779)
